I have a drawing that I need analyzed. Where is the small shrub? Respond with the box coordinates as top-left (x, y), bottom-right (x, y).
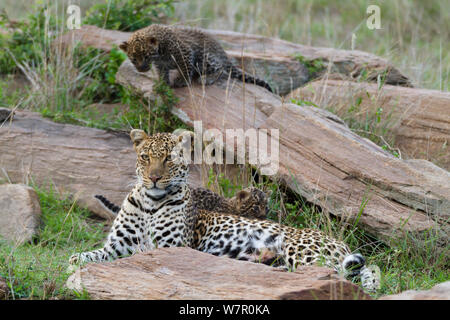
top-left (294, 54), bottom-right (327, 79)
top-left (74, 46), bottom-right (127, 102)
top-left (0, 6), bottom-right (57, 74)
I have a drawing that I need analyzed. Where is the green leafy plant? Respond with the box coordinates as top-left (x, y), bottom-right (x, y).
top-left (207, 168), bottom-right (241, 198)
top-left (0, 6), bottom-right (58, 74)
top-left (74, 46), bottom-right (128, 102)
top-left (291, 98), bottom-right (319, 108)
top-left (294, 54), bottom-right (327, 78)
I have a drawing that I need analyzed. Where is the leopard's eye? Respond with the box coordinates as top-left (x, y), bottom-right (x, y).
top-left (164, 154), bottom-right (172, 163)
top-left (141, 154), bottom-right (150, 161)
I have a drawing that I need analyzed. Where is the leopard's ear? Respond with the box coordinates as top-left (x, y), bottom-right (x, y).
top-left (236, 189), bottom-right (251, 203)
top-left (148, 36), bottom-right (158, 46)
top-left (130, 129), bottom-right (148, 149)
top-left (119, 41), bottom-right (129, 53)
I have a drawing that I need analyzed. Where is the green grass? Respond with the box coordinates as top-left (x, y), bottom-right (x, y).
top-left (0, 75), bottom-right (27, 108)
top-left (0, 185), bottom-right (108, 300)
top-left (291, 95), bottom-right (401, 158)
top-left (176, 0), bottom-right (449, 91)
top-left (38, 79), bottom-right (187, 134)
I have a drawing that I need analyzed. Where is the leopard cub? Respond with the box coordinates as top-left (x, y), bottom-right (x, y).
top-left (119, 24), bottom-right (273, 92)
top-left (192, 187), bottom-right (269, 219)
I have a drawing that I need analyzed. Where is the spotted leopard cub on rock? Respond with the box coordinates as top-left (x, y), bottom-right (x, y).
top-left (119, 24), bottom-right (273, 92)
top-left (96, 186), bottom-right (269, 220)
top-left (69, 130), bottom-right (379, 292)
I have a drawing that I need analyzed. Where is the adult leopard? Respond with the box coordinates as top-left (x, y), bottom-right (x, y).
top-left (69, 130), bottom-right (380, 292)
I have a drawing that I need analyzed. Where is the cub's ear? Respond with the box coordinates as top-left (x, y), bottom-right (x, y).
top-left (119, 41), bottom-right (129, 53)
top-left (236, 189), bottom-right (251, 203)
top-left (130, 129), bottom-right (148, 148)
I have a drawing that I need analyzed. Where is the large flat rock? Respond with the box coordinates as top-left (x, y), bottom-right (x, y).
top-left (290, 80), bottom-right (450, 170)
top-left (66, 247), bottom-right (371, 300)
top-left (0, 184), bottom-right (41, 244)
top-left (204, 28), bottom-right (412, 89)
top-left (259, 104), bottom-right (448, 244)
top-left (116, 59), bottom-right (282, 131)
top-left (0, 110), bottom-right (202, 220)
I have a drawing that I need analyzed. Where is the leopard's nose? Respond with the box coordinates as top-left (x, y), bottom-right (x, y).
top-left (150, 176), bottom-right (162, 183)
top-left (137, 63), bottom-right (150, 72)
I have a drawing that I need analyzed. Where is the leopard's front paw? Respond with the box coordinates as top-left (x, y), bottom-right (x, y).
top-left (69, 253), bottom-right (81, 265)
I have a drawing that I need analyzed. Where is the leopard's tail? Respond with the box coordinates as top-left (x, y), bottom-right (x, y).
top-left (342, 253), bottom-right (381, 292)
top-left (229, 65), bottom-right (273, 93)
top-left (95, 194), bottom-right (120, 216)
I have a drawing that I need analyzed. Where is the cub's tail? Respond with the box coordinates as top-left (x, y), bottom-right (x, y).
top-left (342, 253), bottom-right (381, 292)
top-left (95, 194), bottom-right (120, 215)
top-left (229, 65), bottom-right (273, 93)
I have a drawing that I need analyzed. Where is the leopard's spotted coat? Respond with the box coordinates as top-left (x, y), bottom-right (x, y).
top-left (96, 186), bottom-right (269, 220)
top-left (70, 130), bottom-right (379, 292)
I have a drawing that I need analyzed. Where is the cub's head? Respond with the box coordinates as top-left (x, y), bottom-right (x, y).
top-left (229, 188), bottom-right (270, 219)
top-left (130, 129), bottom-right (188, 200)
top-left (119, 26), bottom-right (160, 73)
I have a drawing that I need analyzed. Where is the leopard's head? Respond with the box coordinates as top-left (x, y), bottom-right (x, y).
top-left (120, 26), bottom-right (160, 73)
top-left (229, 187), bottom-right (270, 219)
top-left (130, 129), bottom-right (188, 200)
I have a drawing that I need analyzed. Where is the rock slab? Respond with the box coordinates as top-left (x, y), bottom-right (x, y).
top-left (291, 80), bottom-right (450, 170)
top-left (66, 247), bottom-right (371, 300)
top-left (56, 25), bottom-right (411, 95)
top-left (0, 184), bottom-right (41, 244)
top-left (380, 281), bottom-right (450, 300)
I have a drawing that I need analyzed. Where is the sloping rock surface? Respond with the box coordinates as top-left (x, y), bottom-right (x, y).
top-left (66, 247), bottom-right (371, 300)
top-left (291, 80), bottom-right (450, 170)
